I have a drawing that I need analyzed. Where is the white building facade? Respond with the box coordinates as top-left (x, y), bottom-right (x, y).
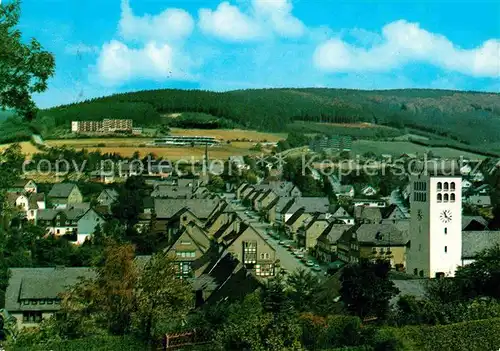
top-left (407, 173), bottom-right (462, 278)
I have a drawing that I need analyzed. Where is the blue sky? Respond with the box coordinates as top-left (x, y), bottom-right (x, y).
top-left (16, 0), bottom-right (500, 108)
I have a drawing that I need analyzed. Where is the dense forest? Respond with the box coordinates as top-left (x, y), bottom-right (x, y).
top-left (37, 88), bottom-right (500, 143)
top-left (1, 88), bottom-right (499, 146)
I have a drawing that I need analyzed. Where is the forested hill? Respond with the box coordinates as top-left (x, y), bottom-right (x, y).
top-left (39, 88), bottom-right (500, 145)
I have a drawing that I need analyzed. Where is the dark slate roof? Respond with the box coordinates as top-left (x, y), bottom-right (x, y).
top-left (100, 189), bottom-right (118, 200)
top-left (285, 207), bottom-right (306, 226)
top-left (467, 195), bottom-right (492, 206)
top-left (355, 224), bottom-right (408, 246)
top-left (304, 212), bottom-right (326, 231)
top-left (5, 267), bottom-right (95, 312)
top-left (48, 183), bottom-right (78, 198)
top-left (462, 216), bottom-right (489, 231)
top-left (151, 185), bottom-right (194, 198)
top-left (462, 231), bottom-right (500, 258)
top-left (382, 204), bottom-right (407, 220)
top-left (390, 279), bottom-right (427, 305)
top-left (190, 251), bottom-right (261, 307)
top-left (28, 193), bottom-right (45, 209)
top-left (185, 222), bottom-right (211, 251)
top-left (285, 197), bottom-right (330, 215)
top-left (154, 198), bottom-right (219, 219)
top-left (213, 221), bottom-right (233, 240)
top-left (318, 223), bottom-right (353, 244)
top-left (356, 207), bottom-right (382, 223)
top-left (36, 208), bottom-right (87, 221)
top-left (332, 206), bottom-right (351, 218)
top-left (11, 179), bottom-right (34, 188)
top-left (254, 181), bottom-right (297, 197)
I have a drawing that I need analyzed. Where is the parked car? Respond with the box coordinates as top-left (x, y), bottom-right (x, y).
top-left (306, 260), bottom-right (314, 267)
top-left (296, 253), bottom-right (304, 259)
top-left (278, 241), bottom-right (285, 245)
top-left (313, 264), bottom-right (321, 271)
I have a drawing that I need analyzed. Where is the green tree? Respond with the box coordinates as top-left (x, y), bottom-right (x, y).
top-left (112, 176), bottom-right (147, 228)
top-left (340, 260), bottom-right (400, 320)
top-left (286, 269), bottom-right (322, 312)
top-left (214, 292), bottom-right (269, 351)
top-left (133, 251), bottom-right (193, 342)
top-left (0, 0), bottom-right (55, 120)
top-left (454, 244), bottom-right (500, 300)
top-left (59, 240), bottom-right (138, 336)
top-left (207, 175), bottom-right (225, 193)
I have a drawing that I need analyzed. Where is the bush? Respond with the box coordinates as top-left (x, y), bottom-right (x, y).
top-left (386, 317), bottom-right (500, 351)
top-left (9, 335), bottom-right (146, 351)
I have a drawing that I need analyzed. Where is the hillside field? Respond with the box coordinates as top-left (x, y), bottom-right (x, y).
top-left (41, 128), bottom-right (284, 160)
top-left (0, 142), bottom-right (40, 157)
top-left (351, 140), bottom-right (487, 159)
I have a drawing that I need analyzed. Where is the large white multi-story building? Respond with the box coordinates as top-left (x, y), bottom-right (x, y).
top-left (71, 119), bottom-right (133, 134)
top-left (407, 164), bottom-right (462, 278)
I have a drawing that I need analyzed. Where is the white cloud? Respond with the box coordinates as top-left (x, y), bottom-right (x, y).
top-left (198, 0), bottom-right (305, 41)
top-left (96, 40), bottom-right (194, 86)
top-left (314, 20), bottom-right (500, 78)
top-left (95, 1), bottom-right (197, 85)
top-left (65, 43), bottom-right (99, 55)
top-left (119, 0), bottom-right (194, 43)
top-left (252, 0), bottom-right (305, 37)
top-left (199, 2), bottom-right (263, 41)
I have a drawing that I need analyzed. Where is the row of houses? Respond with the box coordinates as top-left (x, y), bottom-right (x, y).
top-left (235, 178), bottom-right (500, 272)
top-left (4, 180), bottom-right (119, 244)
top-left (6, 192), bottom-right (278, 329)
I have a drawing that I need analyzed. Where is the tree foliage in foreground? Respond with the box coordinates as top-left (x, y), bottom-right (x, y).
top-left (0, 0), bottom-right (55, 120)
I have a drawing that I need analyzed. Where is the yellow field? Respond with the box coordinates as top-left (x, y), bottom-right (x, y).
top-left (0, 142), bottom-right (40, 157)
top-left (46, 138), bottom-right (153, 148)
top-left (169, 128), bottom-right (286, 142)
top-left (2, 129), bottom-right (283, 160)
top-left (80, 145), bottom-right (259, 160)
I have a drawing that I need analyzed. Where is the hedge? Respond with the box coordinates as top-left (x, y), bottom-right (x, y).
top-left (388, 317), bottom-right (500, 351)
top-left (9, 336), bottom-right (146, 351)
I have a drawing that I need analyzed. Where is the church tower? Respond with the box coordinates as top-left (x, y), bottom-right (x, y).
top-left (407, 161), bottom-right (462, 278)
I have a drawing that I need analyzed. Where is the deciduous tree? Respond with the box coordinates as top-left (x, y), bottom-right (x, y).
top-left (0, 0), bottom-right (55, 119)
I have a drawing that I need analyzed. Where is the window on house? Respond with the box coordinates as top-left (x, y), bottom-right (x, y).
top-left (450, 193), bottom-right (455, 202)
top-left (444, 246), bottom-right (448, 253)
top-left (56, 221), bottom-right (61, 226)
top-left (180, 241), bottom-right (191, 245)
top-left (437, 182), bottom-right (442, 191)
top-left (22, 312), bottom-right (42, 323)
top-left (413, 268), bottom-right (418, 275)
top-left (444, 227), bottom-right (447, 234)
top-left (444, 182), bottom-right (449, 191)
top-left (444, 194), bottom-right (449, 202)
top-left (450, 182), bottom-right (455, 191)
top-left (437, 194), bottom-right (442, 202)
